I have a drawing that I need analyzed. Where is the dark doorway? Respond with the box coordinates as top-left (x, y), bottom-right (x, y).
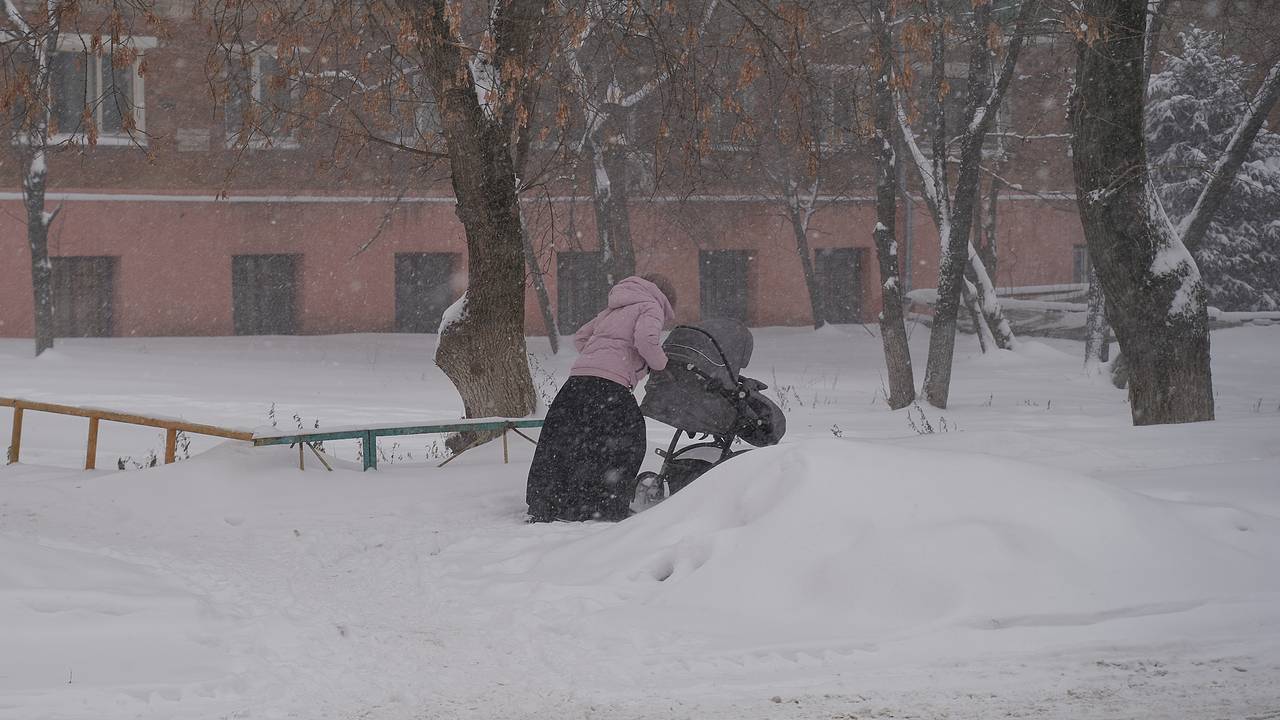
top-left (557, 251), bottom-right (608, 333)
top-left (232, 254), bottom-right (299, 335)
top-left (395, 253), bottom-right (458, 333)
top-left (699, 250), bottom-right (750, 322)
top-left (814, 247), bottom-right (865, 324)
top-left (51, 256), bottom-right (116, 337)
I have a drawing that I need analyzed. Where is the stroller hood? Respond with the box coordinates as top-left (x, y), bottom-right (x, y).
top-left (641, 320), bottom-right (785, 445)
top-left (662, 319), bottom-right (754, 386)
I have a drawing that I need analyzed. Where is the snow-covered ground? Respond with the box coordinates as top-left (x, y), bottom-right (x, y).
top-left (2, 325), bottom-right (1279, 720)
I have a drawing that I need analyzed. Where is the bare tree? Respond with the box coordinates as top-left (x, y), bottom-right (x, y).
top-left (870, 0), bottom-right (914, 408)
top-left (1068, 0), bottom-right (1213, 425)
top-left (895, 0), bottom-right (1038, 408)
top-left (1085, 5), bottom-right (1280, 378)
top-left (3, 0), bottom-right (155, 356)
top-left (2, 0), bottom-right (61, 356)
top-left (205, 0), bottom-right (572, 442)
top-left (692, 1), bottom-right (870, 330)
top-left (399, 0), bottom-right (549, 442)
top-left (562, 0), bottom-right (720, 285)
top-left (763, 50), bottom-right (866, 330)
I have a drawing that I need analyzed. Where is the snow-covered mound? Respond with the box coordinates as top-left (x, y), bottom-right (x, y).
top-left (510, 440), bottom-right (1280, 647)
top-left (0, 537), bottom-right (234, 704)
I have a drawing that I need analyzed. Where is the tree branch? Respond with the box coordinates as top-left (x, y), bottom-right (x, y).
top-left (3, 0), bottom-right (31, 36)
top-left (1178, 57), bottom-right (1280, 251)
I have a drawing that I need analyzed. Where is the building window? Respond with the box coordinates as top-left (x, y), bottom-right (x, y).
top-left (557, 251), bottom-right (608, 333)
top-left (50, 37), bottom-right (154, 145)
top-left (392, 89), bottom-right (442, 150)
top-left (232, 254), bottom-right (299, 335)
top-left (225, 50), bottom-right (300, 148)
top-left (51, 256), bottom-right (116, 337)
top-left (1072, 244), bottom-right (1091, 284)
top-left (395, 252), bottom-right (458, 333)
top-left (814, 247), bottom-right (865, 323)
top-left (700, 250), bottom-right (751, 322)
top-left (814, 65), bottom-right (862, 146)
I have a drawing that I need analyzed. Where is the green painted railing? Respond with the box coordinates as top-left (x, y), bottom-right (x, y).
top-left (252, 417), bottom-right (544, 470)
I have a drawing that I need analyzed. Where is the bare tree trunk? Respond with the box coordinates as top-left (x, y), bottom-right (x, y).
top-left (981, 175), bottom-right (1000, 279)
top-left (588, 134), bottom-right (635, 283)
top-left (965, 244), bottom-right (1015, 350)
top-left (405, 0), bottom-right (543, 448)
top-left (24, 153), bottom-right (54, 357)
top-left (871, 0), bottom-right (915, 409)
top-left (520, 209), bottom-right (559, 354)
top-left (1070, 0), bottom-right (1213, 426)
top-left (510, 88), bottom-right (558, 356)
top-left (10, 4), bottom-right (60, 357)
top-left (921, 0), bottom-right (1035, 407)
top-left (1084, 265), bottom-right (1110, 372)
top-left (789, 214), bottom-right (825, 330)
top-left (784, 181), bottom-right (825, 329)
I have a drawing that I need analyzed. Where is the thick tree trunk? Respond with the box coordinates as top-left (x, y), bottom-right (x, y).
top-left (434, 115), bottom-right (538, 444)
top-left (406, 0), bottom-right (542, 448)
top-left (1069, 0), bottom-right (1213, 425)
top-left (871, 0), bottom-right (915, 409)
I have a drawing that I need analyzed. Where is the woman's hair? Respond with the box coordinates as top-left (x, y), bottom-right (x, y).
top-left (641, 273), bottom-right (677, 308)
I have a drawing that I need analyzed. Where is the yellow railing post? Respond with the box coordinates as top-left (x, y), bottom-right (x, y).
top-left (85, 416), bottom-right (100, 470)
top-left (164, 428), bottom-right (178, 465)
top-left (8, 405), bottom-right (22, 464)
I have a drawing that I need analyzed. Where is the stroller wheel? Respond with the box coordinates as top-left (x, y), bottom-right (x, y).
top-left (632, 471), bottom-right (666, 513)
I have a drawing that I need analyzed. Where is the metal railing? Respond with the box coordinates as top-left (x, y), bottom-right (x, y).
top-left (2, 397), bottom-right (253, 469)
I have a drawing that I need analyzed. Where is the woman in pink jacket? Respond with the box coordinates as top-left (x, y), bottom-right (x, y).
top-left (526, 274), bottom-right (677, 522)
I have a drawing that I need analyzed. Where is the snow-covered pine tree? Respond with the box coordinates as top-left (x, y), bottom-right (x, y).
top-left (1147, 29), bottom-right (1280, 312)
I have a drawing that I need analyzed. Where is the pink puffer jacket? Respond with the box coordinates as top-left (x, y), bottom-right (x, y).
top-left (571, 276), bottom-right (675, 389)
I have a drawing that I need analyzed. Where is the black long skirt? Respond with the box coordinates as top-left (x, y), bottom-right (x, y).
top-left (526, 376), bottom-right (647, 522)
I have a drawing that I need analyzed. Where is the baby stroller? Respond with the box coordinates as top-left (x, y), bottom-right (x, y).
top-left (634, 319), bottom-right (787, 507)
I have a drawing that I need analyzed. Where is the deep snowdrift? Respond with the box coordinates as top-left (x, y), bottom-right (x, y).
top-left (508, 440), bottom-right (1280, 648)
